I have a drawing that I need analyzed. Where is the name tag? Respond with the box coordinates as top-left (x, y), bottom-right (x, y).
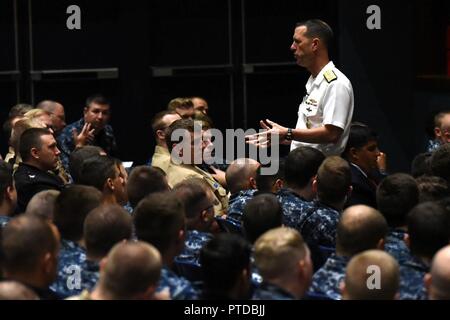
top-left (300, 101), bottom-right (318, 117)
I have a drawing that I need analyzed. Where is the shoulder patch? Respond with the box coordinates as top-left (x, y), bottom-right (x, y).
top-left (323, 70), bottom-right (337, 83)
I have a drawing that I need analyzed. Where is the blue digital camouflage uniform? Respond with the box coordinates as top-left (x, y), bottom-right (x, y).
top-left (157, 265), bottom-right (199, 300)
top-left (176, 230), bottom-right (213, 266)
top-left (252, 282), bottom-right (295, 300)
top-left (57, 118), bottom-right (117, 171)
top-left (50, 239), bottom-right (87, 298)
top-left (79, 260), bottom-right (100, 293)
top-left (0, 215), bottom-right (11, 228)
top-left (426, 139), bottom-right (441, 153)
top-left (250, 252), bottom-right (263, 288)
top-left (298, 201), bottom-right (340, 248)
top-left (308, 254), bottom-right (350, 300)
top-left (398, 255), bottom-right (428, 300)
top-left (226, 189), bottom-right (258, 222)
top-left (276, 188), bottom-right (314, 229)
top-left (384, 229), bottom-right (412, 264)
top-left (123, 202), bottom-right (133, 215)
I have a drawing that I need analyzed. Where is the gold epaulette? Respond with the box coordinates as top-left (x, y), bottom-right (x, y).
top-left (324, 70), bottom-right (337, 83)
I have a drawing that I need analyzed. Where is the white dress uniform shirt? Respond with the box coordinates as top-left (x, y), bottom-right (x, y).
top-left (291, 61), bottom-right (354, 156)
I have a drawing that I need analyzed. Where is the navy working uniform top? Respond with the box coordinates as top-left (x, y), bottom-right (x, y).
top-left (57, 118), bottom-right (117, 171)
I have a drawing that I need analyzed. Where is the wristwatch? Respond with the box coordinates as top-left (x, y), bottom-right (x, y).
top-left (285, 128), bottom-right (293, 141)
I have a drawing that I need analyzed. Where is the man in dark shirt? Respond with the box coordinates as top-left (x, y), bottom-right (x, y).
top-left (14, 128), bottom-right (64, 213)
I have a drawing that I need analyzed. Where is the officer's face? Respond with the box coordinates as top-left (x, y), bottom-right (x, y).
top-left (36, 134), bottom-right (61, 171)
top-left (84, 103), bottom-right (111, 132)
top-left (290, 26), bottom-right (314, 68)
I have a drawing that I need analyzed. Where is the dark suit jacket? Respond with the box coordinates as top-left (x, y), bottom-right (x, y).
top-left (345, 163), bottom-right (385, 209)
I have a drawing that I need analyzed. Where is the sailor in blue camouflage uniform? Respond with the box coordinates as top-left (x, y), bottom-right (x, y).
top-left (308, 253), bottom-right (349, 300)
top-left (50, 239), bottom-right (87, 298)
top-left (276, 188), bottom-right (314, 229)
top-left (398, 255), bottom-right (428, 300)
top-left (227, 189), bottom-right (258, 222)
top-left (176, 229), bottom-right (213, 266)
top-left (298, 200), bottom-right (340, 247)
top-left (397, 201), bottom-right (448, 300)
top-left (79, 260), bottom-right (100, 293)
top-left (57, 94), bottom-right (117, 171)
top-left (384, 228), bottom-right (412, 264)
top-left (157, 266), bottom-right (199, 300)
top-left (253, 282), bottom-right (295, 300)
top-left (308, 204), bottom-right (388, 300)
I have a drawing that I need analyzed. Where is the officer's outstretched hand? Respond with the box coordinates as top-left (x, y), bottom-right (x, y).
top-left (246, 119), bottom-right (289, 147)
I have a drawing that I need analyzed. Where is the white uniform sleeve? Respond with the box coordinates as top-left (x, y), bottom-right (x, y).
top-left (321, 80), bottom-right (352, 130)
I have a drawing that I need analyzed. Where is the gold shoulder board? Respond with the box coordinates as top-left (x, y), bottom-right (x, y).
top-left (324, 70), bottom-right (337, 83)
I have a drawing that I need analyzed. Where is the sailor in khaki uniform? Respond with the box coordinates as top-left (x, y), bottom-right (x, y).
top-left (166, 161), bottom-right (228, 216)
top-left (246, 19), bottom-right (353, 156)
top-left (150, 111), bottom-right (181, 174)
top-left (165, 118), bottom-right (229, 216)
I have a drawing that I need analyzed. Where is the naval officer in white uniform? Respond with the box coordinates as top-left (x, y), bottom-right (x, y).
top-left (247, 19), bottom-right (354, 156)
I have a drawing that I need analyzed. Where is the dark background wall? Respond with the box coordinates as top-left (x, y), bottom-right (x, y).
top-left (1, 0), bottom-right (449, 172)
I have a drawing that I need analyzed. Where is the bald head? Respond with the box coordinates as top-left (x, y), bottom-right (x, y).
top-left (343, 250), bottom-right (399, 300)
top-left (226, 158), bottom-right (260, 194)
top-left (427, 245), bottom-right (450, 299)
top-left (99, 241), bottom-right (162, 299)
top-left (336, 205), bottom-right (388, 257)
top-left (0, 281), bottom-right (38, 300)
top-left (36, 100), bottom-right (66, 134)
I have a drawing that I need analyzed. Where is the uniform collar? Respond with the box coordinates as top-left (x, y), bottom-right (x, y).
top-left (306, 61), bottom-right (335, 91)
top-left (155, 145), bottom-right (170, 155)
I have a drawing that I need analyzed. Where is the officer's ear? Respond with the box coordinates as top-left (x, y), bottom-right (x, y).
top-left (99, 256), bottom-right (108, 272)
top-left (105, 177), bottom-right (115, 192)
top-left (340, 280), bottom-right (348, 299)
top-left (311, 37), bottom-right (320, 51)
top-left (376, 238), bottom-right (385, 250)
top-left (156, 129), bottom-right (166, 141)
top-left (434, 127), bottom-right (442, 138)
top-left (403, 233), bottom-right (411, 249)
top-left (424, 273), bottom-right (432, 298)
top-left (273, 178), bottom-right (284, 193)
top-left (349, 147), bottom-right (359, 161)
top-left (249, 177), bottom-right (257, 190)
top-left (311, 175), bottom-right (318, 194)
top-left (30, 147), bottom-right (40, 160)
